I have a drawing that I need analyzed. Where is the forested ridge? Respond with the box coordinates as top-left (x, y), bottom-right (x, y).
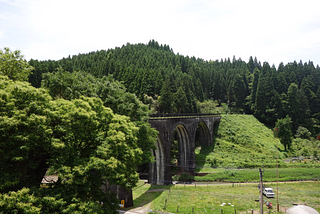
top-left (28, 40), bottom-right (320, 136)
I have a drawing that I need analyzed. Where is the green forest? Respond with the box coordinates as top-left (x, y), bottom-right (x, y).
top-left (28, 40), bottom-right (320, 137)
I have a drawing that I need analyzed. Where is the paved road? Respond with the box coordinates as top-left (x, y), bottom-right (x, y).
top-left (118, 210), bottom-right (144, 214)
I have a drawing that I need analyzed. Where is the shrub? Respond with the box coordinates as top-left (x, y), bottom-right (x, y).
top-left (172, 173), bottom-right (194, 182)
top-left (172, 175), bottom-right (179, 181)
top-left (295, 126), bottom-right (311, 140)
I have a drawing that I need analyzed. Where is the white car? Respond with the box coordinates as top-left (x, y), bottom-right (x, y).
top-left (263, 188), bottom-right (275, 198)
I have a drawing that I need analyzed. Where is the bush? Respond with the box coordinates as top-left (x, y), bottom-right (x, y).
top-left (173, 173), bottom-right (194, 182)
top-left (295, 126), bottom-right (311, 140)
top-left (0, 188), bottom-right (116, 214)
top-left (172, 175), bottom-right (179, 181)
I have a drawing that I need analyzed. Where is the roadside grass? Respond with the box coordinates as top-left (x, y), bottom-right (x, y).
top-left (194, 168), bottom-right (320, 182)
top-left (138, 181), bottom-right (320, 214)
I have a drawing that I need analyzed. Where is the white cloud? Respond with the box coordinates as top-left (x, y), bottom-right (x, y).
top-left (0, 0), bottom-right (21, 6)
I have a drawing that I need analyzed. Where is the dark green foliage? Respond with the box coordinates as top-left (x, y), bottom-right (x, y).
top-left (274, 116), bottom-right (293, 150)
top-left (254, 62), bottom-right (277, 124)
top-left (0, 187), bottom-right (118, 213)
top-left (294, 126), bottom-right (311, 140)
top-left (173, 86), bottom-right (188, 113)
top-left (173, 173), bottom-right (194, 182)
top-left (26, 40), bottom-right (320, 133)
top-left (288, 83), bottom-right (300, 129)
top-left (41, 69), bottom-right (157, 164)
top-left (291, 137), bottom-right (320, 158)
top-left (232, 74), bottom-right (247, 111)
top-left (158, 78), bottom-right (173, 113)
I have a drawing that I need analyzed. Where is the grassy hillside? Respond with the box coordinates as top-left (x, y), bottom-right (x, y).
top-left (195, 114), bottom-right (286, 170)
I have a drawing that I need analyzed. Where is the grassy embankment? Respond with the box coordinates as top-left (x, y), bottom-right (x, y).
top-left (195, 114), bottom-right (284, 170)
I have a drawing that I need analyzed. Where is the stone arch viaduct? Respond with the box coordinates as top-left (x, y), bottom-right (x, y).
top-left (148, 114), bottom-right (221, 185)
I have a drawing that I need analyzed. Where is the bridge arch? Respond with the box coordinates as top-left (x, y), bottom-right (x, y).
top-left (196, 121), bottom-right (211, 147)
top-left (172, 124), bottom-right (190, 172)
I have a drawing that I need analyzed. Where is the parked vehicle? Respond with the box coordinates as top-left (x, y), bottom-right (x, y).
top-left (263, 188), bottom-right (275, 198)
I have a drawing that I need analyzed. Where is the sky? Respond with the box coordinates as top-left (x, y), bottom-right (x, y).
top-left (1, 0), bottom-right (320, 67)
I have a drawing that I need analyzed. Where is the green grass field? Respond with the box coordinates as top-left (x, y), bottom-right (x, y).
top-left (194, 168), bottom-right (320, 182)
top-left (131, 180), bottom-right (320, 214)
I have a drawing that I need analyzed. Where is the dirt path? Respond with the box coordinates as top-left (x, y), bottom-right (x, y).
top-left (119, 202), bottom-right (152, 214)
top-left (120, 189), bottom-right (168, 214)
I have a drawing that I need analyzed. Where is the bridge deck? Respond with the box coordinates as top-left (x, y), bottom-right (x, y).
top-left (149, 113), bottom-right (220, 119)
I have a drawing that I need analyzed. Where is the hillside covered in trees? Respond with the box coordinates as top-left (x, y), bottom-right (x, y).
top-left (28, 40), bottom-right (320, 137)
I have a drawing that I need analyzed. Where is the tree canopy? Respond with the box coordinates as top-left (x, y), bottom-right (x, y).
top-left (0, 47), bottom-right (34, 81)
top-left (274, 115), bottom-right (293, 150)
top-left (0, 68), bottom-right (157, 212)
top-left (41, 68), bottom-right (157, 164)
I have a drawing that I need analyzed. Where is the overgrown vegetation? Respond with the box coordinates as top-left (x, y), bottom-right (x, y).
top-left (193, 114), bottom-right (320, 172)
top-left (195, 114), bottom-right (284, 170)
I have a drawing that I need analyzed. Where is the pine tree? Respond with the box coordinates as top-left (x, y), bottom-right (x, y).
top-left (287, 83), bottom-right (300, 131)
top-left (254, 63), bottom-right (275, 123)
top-left (174, 86), bottom-right (188, 113)
top-left (232, 74), bottom-right (247, 111)
top-left (159, 78), bottom-right (173, 113)
top-left (248, 68), bottom-right (260, 112)
top-left (300, 76), bottom-right (317, 115)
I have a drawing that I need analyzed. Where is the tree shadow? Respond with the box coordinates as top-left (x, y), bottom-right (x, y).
top-left (127, 183), bottom-right (174, 210)
top-left (194, 121), bottom-right (220, 172)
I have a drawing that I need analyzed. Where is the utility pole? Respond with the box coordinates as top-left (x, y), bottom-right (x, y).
top-left (277, 143), bottom-right (279, 212)
top-left (259, 168), bottom-right (263, 214)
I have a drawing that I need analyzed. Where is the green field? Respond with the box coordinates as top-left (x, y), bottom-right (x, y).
top-left (194, 168), bottom-right (320, 182)
top-left (131, 180), bottom-right (320, 214)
